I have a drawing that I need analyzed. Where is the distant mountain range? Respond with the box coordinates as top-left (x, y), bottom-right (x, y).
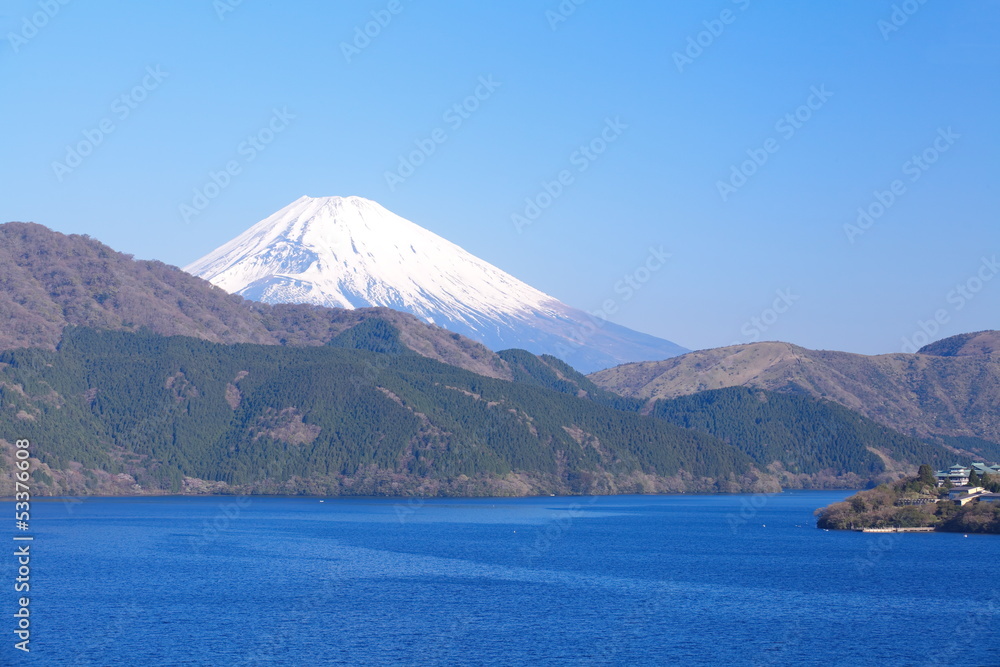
top-left (183, 196), bottom-right (687, 372)
top-left (589, 335), bottom-right (1000, 460)
top-left (0, 219), bottom-right (996, 498)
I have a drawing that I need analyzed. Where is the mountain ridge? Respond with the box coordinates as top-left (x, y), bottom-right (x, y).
top-left (917, 330), bottom-right (1000, 357)
top-left (588, 339), bottom-right (1000, 453)
top-left (0, 221), bottom-right (511, 379)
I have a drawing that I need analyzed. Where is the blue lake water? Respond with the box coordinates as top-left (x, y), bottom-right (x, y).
top-left (2, 491), bottom-right (998, 666)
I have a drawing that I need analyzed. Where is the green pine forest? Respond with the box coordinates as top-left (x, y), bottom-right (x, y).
top-left (0, 322), bottom-right (977, 497)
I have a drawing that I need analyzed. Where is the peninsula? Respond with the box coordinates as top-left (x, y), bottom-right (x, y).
top-left (815, 464), bottom-right (1000, 534)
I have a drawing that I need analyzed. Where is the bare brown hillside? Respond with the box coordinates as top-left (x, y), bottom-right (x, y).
top-left (0, 222), bottom-right (511, 380)
top-left (918, 330), bottom-right (1000, 357)
top-left (589, 341), bottom-right (1000, 446)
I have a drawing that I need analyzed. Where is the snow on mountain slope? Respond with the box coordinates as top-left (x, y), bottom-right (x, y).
top-left (184, 196), bottom-right (687, 372)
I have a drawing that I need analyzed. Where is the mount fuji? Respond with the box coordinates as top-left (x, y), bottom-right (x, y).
top-left (184, 196), bottom-right (687, 372)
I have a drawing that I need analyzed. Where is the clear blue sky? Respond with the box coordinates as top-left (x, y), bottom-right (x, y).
top-left (3, 0), bottom-right (997, 355)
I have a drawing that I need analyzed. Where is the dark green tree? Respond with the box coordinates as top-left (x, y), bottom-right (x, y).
top-left (917, 464), bottom-right (935, 487)
top-left (969, 469), bottom-right (981, 487)
top-left (983, 474), bottom-right (1000, 493)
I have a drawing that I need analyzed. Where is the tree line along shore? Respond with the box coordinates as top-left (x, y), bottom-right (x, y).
top-left (815, 465), bottom-right (1000, 534)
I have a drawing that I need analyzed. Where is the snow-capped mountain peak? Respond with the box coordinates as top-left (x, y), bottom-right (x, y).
top-left (184, 196), bottom-right (687, 372)
top-left (185, 195), bottom-right (555, 326)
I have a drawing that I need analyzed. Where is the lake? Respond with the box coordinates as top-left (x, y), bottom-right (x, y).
top-left (2, 491), bottom-right (998, 665)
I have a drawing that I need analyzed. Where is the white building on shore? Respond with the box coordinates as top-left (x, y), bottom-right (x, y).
top-left (934, 463), bottom-right (1000, 487)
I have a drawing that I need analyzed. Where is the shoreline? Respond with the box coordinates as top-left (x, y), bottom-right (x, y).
top-left (842, 526), bottom-right (999, 536)
top-left (1, 489), bottom-right (858, 502)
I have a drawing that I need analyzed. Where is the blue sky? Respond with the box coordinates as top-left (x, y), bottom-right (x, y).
top-left (2, 0), bottom-right (998, 355)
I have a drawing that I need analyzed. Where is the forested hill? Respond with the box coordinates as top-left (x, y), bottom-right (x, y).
top-left (917, 330), bottom-right (1000, 357)
top-left (0, 323), bottom-right (972, 497)
top-left (491, 354), bottom-right (958, 488)
top-left (648, 388), bottom-right (953, 488)
top-left (0, 327), bottom-right (767, 497)
top-left (588, 341), bottom-right (1000, 456)
top-left (0, 222), bottom-right (510, 379)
